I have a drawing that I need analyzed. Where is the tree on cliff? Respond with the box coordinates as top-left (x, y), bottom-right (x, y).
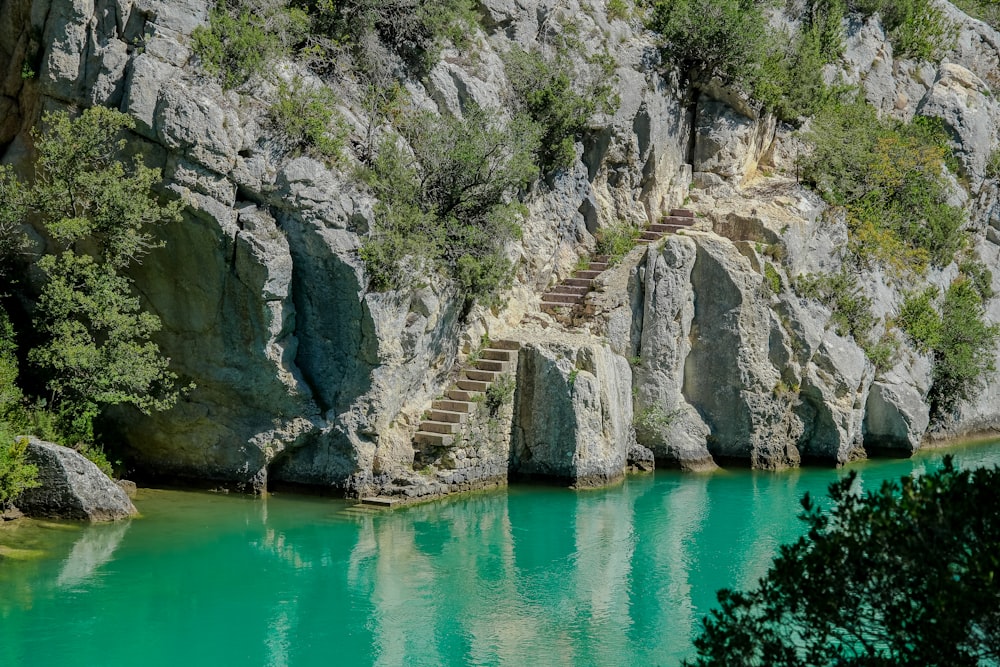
top-left (0, 107), bottom-right (186, 447)
top-left (685, 458), bottom-right (1000, 667)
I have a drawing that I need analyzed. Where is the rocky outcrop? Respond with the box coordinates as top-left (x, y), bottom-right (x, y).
top-left (15, 438), bottom-right (138, 522)
top-left (511, 336), bottom-right (634, 486)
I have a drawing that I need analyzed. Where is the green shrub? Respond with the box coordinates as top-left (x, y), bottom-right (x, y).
top-left (503, 46), bottom-right (618, 172)
top-left (484, 374), bottom-right (516, 417)
top-left (763, 263), bottom-right (782, 294)
top-left (360, 106), bottom-right (538, 307)
top-left (849, 0), bottom-right (952, 59)
top-left (608, 0), bottom-right (632, 21)
top-left (800, 100), bottom-right (965, 273)
top-left (647, 0), bottom-right (769, 89)
top-left (270, 77), bottom-right (346, 160)
top-left (0, 434), bottom-right (39, 509)
top-left (595, 223), bottom-right (640, 265)
top-left (898, 278), bottom-right (1000, 420)
top-left (191, 5), bottom-right (296, 89)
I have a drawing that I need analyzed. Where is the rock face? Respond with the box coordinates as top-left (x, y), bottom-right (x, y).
top-left (511, 337), bottom-right (634, 486)
top-left (16, 439), bottom-right (138, 522)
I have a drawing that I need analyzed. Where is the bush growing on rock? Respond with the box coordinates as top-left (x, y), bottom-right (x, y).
top-left (503, 45), bottom-right (618, 172)
top-left (899, 277), bottom-right (1000, 421)
top-left (0, 434), bottom-right (38, 510)
top-left (800, 100), bottom-right (965, 272)
top-left (360, 106), bottom-right (538, 307)
top-left (0, 108), bottom-right (186, 449)
top-left (270, 76), bottom-right (347, 160)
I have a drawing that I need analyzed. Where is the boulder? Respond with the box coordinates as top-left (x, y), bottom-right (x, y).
top-left (16, 439), bottom-right (138, 522)
top-left (510, 335), bottom-right (634, 487)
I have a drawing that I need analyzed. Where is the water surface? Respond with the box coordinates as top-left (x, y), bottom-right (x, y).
top-left (2, 441), bottom-right (999, 666)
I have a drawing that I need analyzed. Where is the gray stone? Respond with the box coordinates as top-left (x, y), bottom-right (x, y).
top-left (511, 336), bottom-right (633, 486)
top-left (16, 439), bottom-right (137, 522)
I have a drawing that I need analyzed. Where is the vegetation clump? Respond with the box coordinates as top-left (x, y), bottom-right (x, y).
top-left (503, 45), bottom-right (618, 172)
top-left (0, 108), bottom-right (186, 464)
top-left (359, 106), bottom-right (538, 307)
top-left (595, 223), bottom-right (640, 266)
top-left (898, 273), bottom-right (1000, 420)
top-left (800, 100), bottom-right (965, 273)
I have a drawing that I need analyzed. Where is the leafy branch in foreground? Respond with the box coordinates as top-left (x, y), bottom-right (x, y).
top-left (686, 457), bottom-right (1000, 667)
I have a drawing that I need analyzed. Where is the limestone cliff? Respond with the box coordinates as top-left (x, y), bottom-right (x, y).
top-left (1, 0), bottom-right (999, 496)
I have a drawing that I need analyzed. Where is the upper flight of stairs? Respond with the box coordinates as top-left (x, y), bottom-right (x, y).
top-left (541, 208), bottom-right (696, 317)
top-left (413, 340), bottom-right (521, 456)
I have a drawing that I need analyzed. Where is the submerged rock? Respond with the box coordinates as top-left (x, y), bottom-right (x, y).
top-left (15, 439), bottom-right (137, 522)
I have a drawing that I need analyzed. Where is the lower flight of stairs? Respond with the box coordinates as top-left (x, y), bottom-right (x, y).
top-left (413, 340), bottom-right (521, 458)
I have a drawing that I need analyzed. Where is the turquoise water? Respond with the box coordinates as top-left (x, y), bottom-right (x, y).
top-left (3, 441), bottom-right (1000, 667)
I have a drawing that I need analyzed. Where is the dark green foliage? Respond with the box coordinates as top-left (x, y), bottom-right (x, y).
top-left (0, 311), bottom-right (38, 509)
top-left (0, 108), bottom-right (186, 448)
top-left (270, 77), bottom-right (346, 160)
top-left (194, 0), bottom-right (477, 85)
top-left (301, 0), bottom-right (477, 76)
top-left (800, 100), bottom-right (965, 272)
top-left (933, 278), bottom-right (1000, 417)
top-left (360, 106), bottom-right (538, 306)
top-left (647, 0), bottom-right (769, 88)
top-left (898, 276), bottom-right (999, 420)
top-left (595, 223), bottom-right (640, 265)
top-left (0, 166), bottom-right (27, 274)
top-left (503, 46), bottom-right (618, 172)
top-left (647, 0), bottom-right (950, 119)
top-left (686, 458), bottom-right (1000, 666)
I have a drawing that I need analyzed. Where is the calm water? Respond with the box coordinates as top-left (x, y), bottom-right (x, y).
top-left (2, 441), bottom-right (1000, 667)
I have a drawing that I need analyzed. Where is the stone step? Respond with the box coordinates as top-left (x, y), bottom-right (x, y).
top-left (429, 409), bottom-right (467, 424)
top-left (662, 215), bottom-right (695, 226)
top-left (476, 359), bottom-right (510, 372)
top-left (587, 262), bottom-right (610, 271)
top-left (541, 301), bottom-right (578, 314)
top-left (421, 420), bottom-right (459, 434)
top-left (464, 369), bottom-right (498, 382)
top-left (640, 231), bottom-right (663, 241)
top-left (481, 348), bottom-right (516, 362)
top-left (492, 340), bottom-right (522, 351)
top-left (457, 378), bottom-right (490, 392)
top-left (563, 277), bottom-right (594, 288)
top-left (670, 208), bottom-right (695, 218)
top-left (593, 254), bottom-right (610, 263)
top-left (554, 285), bottom-right (590, 296)
top-left (433, 399), bottom-right (475, 413)
top-left (359, 497), bottom-right (400, 508)
top-left (415, 431), bottom-right (454, 447)
top-left (542, 292), bottom-right (586, 305)
top-left (447, 389), bottom-right (482, 402)
top-left (574, 270), bottom-right (602, 280)
top-left (649, 223), bottom-right (692, 233)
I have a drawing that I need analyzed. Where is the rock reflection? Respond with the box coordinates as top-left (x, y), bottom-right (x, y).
top-left (57, 520), bottom-right (130, 589)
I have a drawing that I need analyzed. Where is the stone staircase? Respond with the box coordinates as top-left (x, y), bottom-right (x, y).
top-left (413, 339), bottom-right (521, 458)
top-left (541, 208), bottom-right (696, 317)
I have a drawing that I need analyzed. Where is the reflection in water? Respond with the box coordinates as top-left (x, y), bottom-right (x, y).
top-left (3, 443), bottom-right (1000, 667)
top-left (57, 521), bottom-right (131, 589)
